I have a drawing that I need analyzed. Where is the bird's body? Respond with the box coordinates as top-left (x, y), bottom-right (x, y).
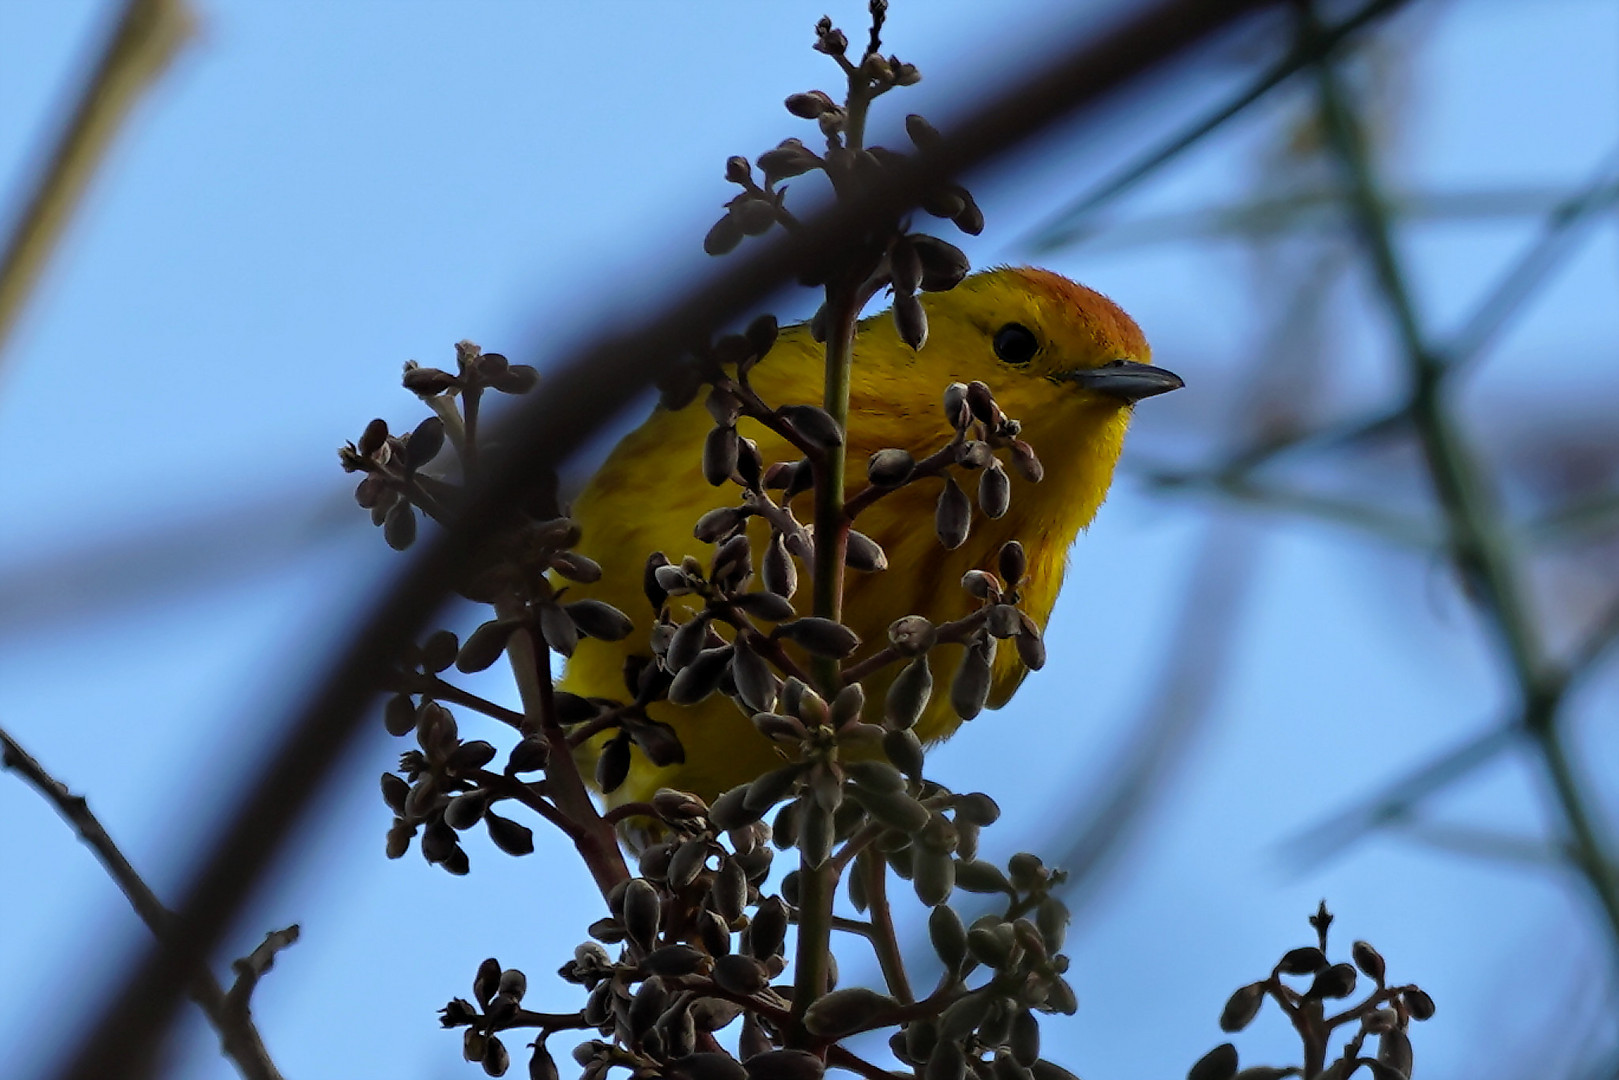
top-left (562, 267), bottom-right (1175, 808)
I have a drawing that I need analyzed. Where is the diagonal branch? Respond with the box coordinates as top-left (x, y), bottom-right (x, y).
top-left (0, 726), bottom-right (286, 1080)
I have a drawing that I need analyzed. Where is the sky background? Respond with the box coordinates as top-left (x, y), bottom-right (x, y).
top-left (2, 2), bottom-right (1617, 1079)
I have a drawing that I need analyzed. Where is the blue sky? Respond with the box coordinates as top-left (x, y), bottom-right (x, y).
top-left (2, 2), bottom-right (1617, 1079)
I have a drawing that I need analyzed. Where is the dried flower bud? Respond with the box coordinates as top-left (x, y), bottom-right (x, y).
top-left (775, 617), bottom-right (860, 658)
top-left (936, 474), bottom-right (971, 550)
top-left (979, 461), bottom-right (1011, 518)
top-left (851, 784), bottom-right (931, 834)
top-left (913, 846), bottom-right (956, 907)
top-left (845, 530), bottom-right (888, 572)
top-left (538, 602), bottom-right (579, 657)
top-left (1276, 946), bottom-right (1329, 975)
top-left (1307, 963), bottom-right (1357, 1000)
top-left (1219, 982), bottom-right (1265, 1032)
top-left (803, 987), bottom-right (900, 1039)
top-left (954, 859), bottom-right (1011, 894)
top-left (1187, 1043), bottom-right (1238, 1080)
top-left (725, 156), bottom-right (752, 184)
top-left (403, 365), bottom-right (457, 396)
top-left (705, 214), bottom-right (744, 256)
top-left (895, 291), bottom-right (927, 350)
top-left (1376, 1028), bottom-right (1413, 1078)
top-left (1352, 940), bottom-right (1386, 984)
top-left (596, 734), bottom-right (632, 792)
top-left (1010, 440), bottom-right (1044, 482)
top-left (734, 197), bottom-right (777, 237)
top-left (383, 500), bottom-right (417, 551)
top-left (890, 237), bottom-right (923, 295)
top-left (912, 234), bottom-right (970, 292)
top-left (731, 639), bottom-right (780, 714)
top-left (867, 447), bottom-right (916, 487)
top-left (956, 440), bottom-right (992, 469)
top-left (950, 639), bottom-right (993, 721)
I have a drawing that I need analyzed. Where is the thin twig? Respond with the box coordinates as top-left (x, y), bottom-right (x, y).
top-left (0, 726), bottom-right (286, 1080)
top-left (0, 0), bottom-right (193, 364)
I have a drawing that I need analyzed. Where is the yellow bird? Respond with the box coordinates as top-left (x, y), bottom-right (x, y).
top-left (561, 267), bottom-right (1180, 808)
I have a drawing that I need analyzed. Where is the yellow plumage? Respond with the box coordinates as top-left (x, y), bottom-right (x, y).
top-left (562, 267), bottom-right (1177, 807)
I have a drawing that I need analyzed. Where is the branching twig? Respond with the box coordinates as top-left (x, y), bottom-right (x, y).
top-left (0, 726), bottom-right (287, 1080)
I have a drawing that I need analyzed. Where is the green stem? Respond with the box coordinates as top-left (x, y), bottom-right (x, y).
top-left (859, 851), bottom-right (914, 1004)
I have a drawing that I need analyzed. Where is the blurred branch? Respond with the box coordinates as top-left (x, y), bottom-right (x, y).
top-left (0, 0), bottom-right (192, 365)
top-left (59, 3), bottom-right (1294, 1075)
top-left (1141, 463), bottom-right (1435, 547)
top-left (0, 726), bottom-right (286, 1080)
top-left (1282, 721), bottom-right (1519, 867)
top-left (1026, 0), bottom-right (1408, 252)
top-left (1310, 15), bottom-right (1619, 953)
top-left (1437, 150), bottom-right (1619, 373)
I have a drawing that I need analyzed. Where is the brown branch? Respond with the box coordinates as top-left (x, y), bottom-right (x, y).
top-left (0, 726), bottom-right (286, 1080)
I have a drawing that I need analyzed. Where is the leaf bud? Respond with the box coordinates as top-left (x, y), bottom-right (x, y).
top-left (725, 156), bottom-right (752, 184)
top-left (669, 645), bottom-right (735, 705)
top-left (961, 569), bottom-right (1000, 600)
top-left (913, 846), bottom-right (956, 907)
top-left (883, 727), bottom-right (924, 780)
top-left (1306, 963), bottom-right (1357, 1000)
top-left (596, 734), bottom-right (631, 793)
top-left (744, 1049), bottom-right (825, 1080)
top-left (912, 234), bottom-right (970, 292)
top-left (485, 812), bottom-right (534, 856)
top-left (950, 639), bottom-right (993, 721)
top-left (954, 190), bottom-right (985, 236)
top-left (775, 617), bottom-right (860, 658)
top-left (998, 541), bottom-right (1027, 585)
top-left (1403, 987), bottom-right (1435, 1020)
top-left (712, 954), bottom-right (769, 997)
top-left (785, 90), bottom-right (837, 118)
top-left (704, 213), bottom-right (744, 256)
top-left (1276, 946), bottom-right (1329, 975)
top-left (1010, 440), bottom-right (1044, 482)
top-left (566, 600), bottom-right (634, 641)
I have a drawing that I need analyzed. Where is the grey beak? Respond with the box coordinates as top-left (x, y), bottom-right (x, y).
top-left (1063, 359), bottom-right (1184, 402)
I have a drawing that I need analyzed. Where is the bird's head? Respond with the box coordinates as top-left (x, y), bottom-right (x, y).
top-left (912, 266), bottom-right (1182, 427)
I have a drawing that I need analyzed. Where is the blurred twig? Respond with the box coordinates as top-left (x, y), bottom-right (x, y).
top-left (1309, 10), bottom-right (1619, 954)
top-left (0, 726), bottom-right (287, 1080)
top-left (1025, 0), bottom-right (1409, 252)
top-left (0, 0), bottom-right (192, 364)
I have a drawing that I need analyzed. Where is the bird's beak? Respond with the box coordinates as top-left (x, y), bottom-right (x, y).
top-left (1061, 359), bottom-right (1184, 402)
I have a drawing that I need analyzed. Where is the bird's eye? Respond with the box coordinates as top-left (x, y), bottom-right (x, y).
top-left (992, 323), bottom-right (1039, 365)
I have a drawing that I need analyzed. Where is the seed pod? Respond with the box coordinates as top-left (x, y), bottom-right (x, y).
top-left (1404, 987), bottom-right (1436, 1020)
top-left (995, 542), bottom-right (1027, 586)
top-left (743, 764), bottom-right (803, 817)
top-left (1014, 618), bottom-right (1046, 672)
top-left (383, 500), bottom-right (417, 550)
top-left (951, 639), bottom-right (994, 721)
top-left (566, 600), bottom-right (634, 642)
top-left (779, 405), bottom-right (844, 449)
top-left (799, 801), bottom-right (834, 868)
top-left (694, 506), bottom-right (748, 543)
top-left (384, 695), bottom-right (417, 737)
top-left (883, 655), bottom-right (934, 729)
top-left (830, 684), bottom-right (866, 728)
top-left (1185, 1039), bottom-right (1240, 1077)
top-left (1010, 1010), bottom-right (1040, 1067)
top-left (851, 784), bottom-right (931, 834)
top-left (596, 734), bottom-right (632, 793)
top-left (1010, 440), bottom-right (1043, 482)
top-left (955, 858), bottom-right (1011, 894)
top-left (925, 1039), bottom-right (966, 1080)
top-left (1376, 1029), bottom-right (1413, 1079)
top-left (622, 878), bottom-right (662, 951)
top-left (536, 602), bottom-right (578, 658)
top-left (712, 954), bottom-right (768, 997)
top-left (956, 792), bottom-right (1001, 826)
top-left (1034, 897), bottom-right (1067, 952)
top-left (890, 237), bottom-right (923, 295)
top-left (1219, 982), bottom-right (1265, 1032)
top-left (954, 190), bottom-right (985, 236)
top-left (845, 530), bottom-right (888, 572)
top-left (1307, 963), bottom-right (1357, 1000)
top-left (867, 447), bottom-right (916, 487)
top-left (803, 987), bottom-right (900, 1038)
top-left (763, 532), bottom-right (798, 599)
top-left (913, 846), bottom-right (956, 907)
top-left (743, 1049), bottom-right (825, 1080)
top-left (730, 591), bottom-right (794, 624)
top-left (529, 1041), bottom-right (559, 1080)
top-left (978, 461), bottom-right (1011, 518)
top-left (912, 234), bottom-right (970, 292)
top-left (938, 991), bottom-right (993, 1043)
top-left (481, 811), bottom-right (532, 857)
top-left (445, 789), bottom-right (489, 830)
top-left (1351, 940), bottom-right (1386, 984)
top-left (884, 727), bottom-right (925, 781)
top-left (669, 644), bottom-right (734, 705)
top-left (895, 291), bottom-right (928, 351)
top-left (704, 425), bottom-right (740, 486)
top-left (730, 639), bottom-right (779, 714)
top-left (775, 617), bottom-right (860, 657)
top-left (936, 475), bottom-right (971, 550)
top-left (705, 214), bottom-right (744, 256)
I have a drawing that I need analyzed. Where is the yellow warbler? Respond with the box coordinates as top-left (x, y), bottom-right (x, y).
top-left (562, 267), bottom-right (1180, 807)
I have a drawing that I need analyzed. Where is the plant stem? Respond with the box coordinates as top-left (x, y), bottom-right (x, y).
top-left (499, 611), bottom-right (628, 897)
top-left (859, 851), bottom-right (914, 1004)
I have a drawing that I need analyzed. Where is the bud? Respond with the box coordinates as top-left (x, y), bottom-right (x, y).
top-left (566, 600), bottom-right (634, 641)
top-left (845, 530), bottom-right (888, 572)
top-left (763, 532), bottom-right (797, 598)
top-left (1307, 963), bottom-right (1357, 1000)
top-left (936, 474), bottom-right (971, 549)
top-left (954, 858), bottom-right (1010, 894)
top-left (1219, 982), bottom-right (1265, 1032)
top-left (912, 234), bottom-right (970, 292)
top-left (803, 987), bottom-right (900, 1038)
top-left (1187, 1043), bottom-right (1238, 1080)
top-left (704, 425), bottom-right (740, 486)
top-left (744, 1050), bottom-right (825, 1080)
top-left (867, 447), bottom-right (916, 487)
top-left (890, 237), bottom-right (922, 295)
top-left (961, 569), bottom-right (1000, 600)
top-left (1010, 439), bottom-right (1044, 482)
top-left (704, 214), bottom-right (744, 256)
top-left (883, 727), bottom-right (924, 780)
top-left (774, 617), bottom-right (860, 657)
top-left (1276, 946), bottom-right (1329, 975)
top-left (950, 638), bottom-right (993, 721)
top-left (1351, 940), bottom-right (1386, 984)
top-left (979, 461), bottom-right (1011, 518)
top-left (954, 190), bottom-right (985, 236)
top-left (1403, 987), bottom-right (1436, 1020)
top-left (731, 639), bottom-right (780, 714)
top-left (913, 846), bottom-right (956, 907)
top-left (785, 90), bottom-right (836, 118)
top-left (668, 645), bottom-right (735, 705)
top-left (895, 291), bottom-right (927, 350)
